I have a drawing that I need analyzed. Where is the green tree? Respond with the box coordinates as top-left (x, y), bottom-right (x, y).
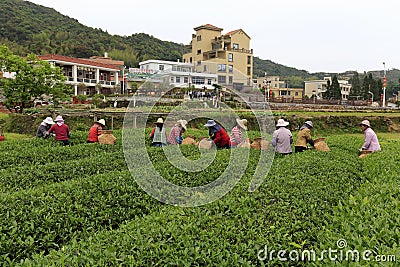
top-left (349, 72), bottom-right (362, 100)
top-left (0, 45), bottom-right (67, 112)
top-left (330, 75), bottom-right (341, 100)
top-left (361, 74), bottom-right (371, 100)
top-left (141, 81), bottom-right (155, 91)
top-left (91, 93), bottom-right (105, 108)
top-left (130, 82), bottom-right (138, 94)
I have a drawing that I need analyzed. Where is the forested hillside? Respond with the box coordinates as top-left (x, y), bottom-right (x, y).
top-left (0, 0), bottom-right (315, 77)
top-left (0, 0), bottom-right (182, 67)
top-left (4, 0), bottom-right (397, 85)
top-left (253, 56), bottom-right (311, 78)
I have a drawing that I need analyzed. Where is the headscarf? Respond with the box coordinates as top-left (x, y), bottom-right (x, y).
top-left (209, 124), bottom-right (222, 135)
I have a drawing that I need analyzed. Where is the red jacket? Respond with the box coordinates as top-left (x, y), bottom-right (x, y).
top-left (48, 124), bottom-right (70, 141)
top-left (87, 124), bottom-right (103, 142)
top-left (212, 128), bottom-right (230, 148)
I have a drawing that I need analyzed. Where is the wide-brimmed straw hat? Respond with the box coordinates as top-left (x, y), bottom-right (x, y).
top-left (236, 118), bottom-right (248, 130)
top-left (97, 119), bottom-right (106, 126)
top-left (204, 120), bottom-right (216, 127)
top-left (360, 120), bottom-right (370, 127)
top-left (177, 119), bottom-right (188, 130)
top-left (276, 119), bottom-right (289, 127)
top-left (304, 121), bottom-right (313, 128)
top-left (54, 115), bottom-right (64, 122)
top-left (43, 117), bottom-right (55, 125)
top-left (155, 118), bottom-right (164, 124)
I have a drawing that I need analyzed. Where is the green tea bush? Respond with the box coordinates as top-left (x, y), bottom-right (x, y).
top-left (0, 132), bottom-right (398, 266)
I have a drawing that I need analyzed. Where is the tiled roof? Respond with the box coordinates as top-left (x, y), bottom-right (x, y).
top-left (38, 54), bottom-right (121, 70)
top-left (224, 29), bottom-right (240, 36)
top-left (194, 24), bottom-right (223, 31)
top-left (224, 29), bottom-right (251, 39)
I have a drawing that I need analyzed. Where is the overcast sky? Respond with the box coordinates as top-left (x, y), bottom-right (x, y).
top-left (27, 0), bottom-right (400, 73)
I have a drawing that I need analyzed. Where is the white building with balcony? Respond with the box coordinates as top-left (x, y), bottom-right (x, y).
top-left (38, 54), bottom-right (122, 95)
top-left (304, 77), bottom-right (352, 100)
top-left (136, 59), bottom-right (217, 90)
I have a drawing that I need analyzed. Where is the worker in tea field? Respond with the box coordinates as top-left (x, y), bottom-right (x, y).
top-left (87, 119), bottom-right (106, 143)
top-left (149, 118), bottom-right (168, 147)
top-left (36, 117), bottom-right (54, 138)
top-left (229, 118), bottom-right (248, 148)
top-left (271, 119), bottom-right (293, 155)
top-left (204, 119), bottom-right (230, 148)
top-left (48, 115), bottom-right (71, 146)
top-left (294, 120), bottom-right (314, 152)
top-left (359, 120), bottom-right (381, 152)
top-left (168, 119), bottom-right (188, 145)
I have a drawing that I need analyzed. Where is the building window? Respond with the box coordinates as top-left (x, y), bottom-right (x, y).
top-left (228, 65), bottom-right (233, 73)
top-left (280, 91), bottom-right (290, 96)
top-left (190, 57), bottom-right (193, 63)
top-left (192, 76), bottom-right (205, 84)
top-left (247, 56), bottom-right (251, 65)
top-left (233, 83), bottom-right (243, 90)
top-left (228, 76), bottom-right (233, 84)
top-left (228, 53), bottom-right (233, 62)
top-left (184, 77), bottom-right (188, 83)
top-left (159, 65), bottom-right (164, 71)
top-left (197, 35), bottom-right (202, 41)
top-left (171, 77), bottom-right (174, 83)
top-left (197, 60), bottom-right (201, 66)
top-left (218, 75), bottom-right (226, 84)
top-left (218, 64), bottom-right (226, 72)
top-left (204, 65), bottom-right (207, 72)
top-left (208, 79), bottom-right (212, 85)
top-left (295, 92), bottom-right (299, 96)
top-left (233, 43), bottom-right (239, 49)
top-left (247, 67), bottom-right (251, 75)
top-left (197, 49), bottom-right (201, 55)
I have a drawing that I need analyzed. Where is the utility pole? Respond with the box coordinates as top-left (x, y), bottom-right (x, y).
top-left (286, 80), bottom-right (289, 102)
top-left (382, 62), bottom-right (386, 107)
top-left (263, 72), bottom-right (267, 102)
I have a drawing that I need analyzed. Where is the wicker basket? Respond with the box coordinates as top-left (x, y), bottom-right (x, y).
top-left (314, 138), bottom-right (330, 152)
top-left (182, 137), bottom-right (196, 145)
top-left (98, 130), bottom-right (117, 145)
top-left (198, 139), bottom-right (213, 149)
top-left (250, 137), bottom-right (270, 150)
top-left (358, 150), bottom-right (372, 158)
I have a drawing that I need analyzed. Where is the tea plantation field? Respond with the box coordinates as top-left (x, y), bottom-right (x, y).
top-left (0, 130), bottom-right (399, 266)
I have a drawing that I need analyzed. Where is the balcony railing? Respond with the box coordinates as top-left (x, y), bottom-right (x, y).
top-left (66, 77), bottom-right (115, 86)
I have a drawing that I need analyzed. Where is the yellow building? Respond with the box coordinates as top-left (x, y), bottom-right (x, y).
top-left (255, 76), bottom-right (304, 102)
top-left (182, 24), bottom-right (253, 91)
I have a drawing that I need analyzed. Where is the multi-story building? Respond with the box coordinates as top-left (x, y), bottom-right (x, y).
top-left (182, 24), bottom-right (253, 91)
top-left (304, 77), bottom-right (352, 100)
top-left (127, 59), bottom-right (217, 93)
top-left (254, 76), bottom-right (304, 102)
top-left (38, 54), bottom-right (122, 96)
